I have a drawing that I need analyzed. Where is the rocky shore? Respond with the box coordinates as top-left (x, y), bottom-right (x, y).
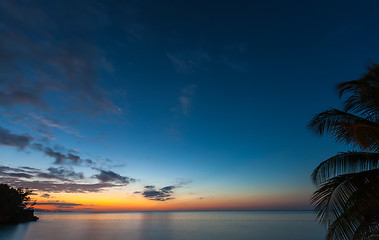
top-left (0, 208), bottom-right (39, 224)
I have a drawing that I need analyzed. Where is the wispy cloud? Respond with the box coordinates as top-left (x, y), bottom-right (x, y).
top-left (166, 50), bottom-right (210, 74)
top-left (40, 194), bottom-right (51, 198)
top-left (29, 113), bottom-right (82, 138)
top-left (221, 57), bottom-right (249, 73)
top-left (35, 201), bottom-right (83, 209)
top-left (172, 84), bottom-right (197, 116)
top-left (0, 0), bottom-right (120, 116)
top-left (221, 43), bottom-right (250, 73)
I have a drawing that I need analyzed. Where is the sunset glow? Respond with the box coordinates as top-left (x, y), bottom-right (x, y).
top-left (1, 0), bottom-right (378, 214)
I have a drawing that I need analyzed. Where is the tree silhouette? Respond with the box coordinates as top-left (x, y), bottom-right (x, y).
top-left (0, 184), bottom-right (38, 224)
top-left (308, 64), bottom-right (379, 240)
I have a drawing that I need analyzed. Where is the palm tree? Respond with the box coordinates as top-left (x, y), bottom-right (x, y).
top-left (308, 64), bottom-right (379, 240)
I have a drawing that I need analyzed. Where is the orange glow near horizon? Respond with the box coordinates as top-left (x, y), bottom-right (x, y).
top-left (31, 190), bottom-right (311, 212)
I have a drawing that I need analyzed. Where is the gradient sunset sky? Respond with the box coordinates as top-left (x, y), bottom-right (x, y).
top-left (1, 0), bottom-right (379, 211)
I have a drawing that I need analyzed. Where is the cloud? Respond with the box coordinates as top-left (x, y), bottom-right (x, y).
top-left (36, 201), bottom-right (83, 209)
top-left (40, 194), bottom-right (50, 198)
top-left (166, 50), bottom-right (210, 74)
top-left (0, 165), bottom-right (134, 193)
top-left (4, 111), bottom-right (81, 141)
top-left (44, 148), bottom-right (67, 164)
top-left (140, 185), bottom-right (176, 201)
top-left (0, 128), bottom-right (112, 168)
top-left (38, 167), bottom-right (84, 181)
top-left (175, 178), bottom-right (192, 186)
top-left (172, 85), bottom-right (197, 116)
top-left (31, 143), bottom-right (91, 166)
top-left (93, 169), bottom-right (135, 185)
top-left (0, 126), bottom-right (33, 149)
top-left (0, 0), bottom-right (120, 116)
top-left (0, 165), bottom-right (83, 182)
top-left (136, 179), bottom-right (191, 201)
top-left (0, 91), bottom-right (48, 109)
top-left (29, 113), bottom-right (82, 138)
top-left (0, 127), bottom-right (110, 169)
top-left (0, 126), bottom-right (83, 165)
top-left (221, 57), bottom-right (249, 73)
top-left (1, 177), bottom-right (121, 193)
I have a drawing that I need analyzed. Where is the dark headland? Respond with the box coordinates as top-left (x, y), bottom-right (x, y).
top-left (0, 184), bottom-right (39, 224)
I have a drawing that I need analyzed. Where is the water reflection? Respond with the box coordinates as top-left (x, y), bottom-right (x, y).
top-left (0, 211), bottom-right (325, 240)
top-left (0, 222), bottom-right (30, 239)
top-left (139, 212), bottom-right (172, 240)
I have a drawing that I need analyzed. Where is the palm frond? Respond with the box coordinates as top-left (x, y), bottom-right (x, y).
top-left (312, 151), bottom-right (379, 185)
top-left (352, 217), bottom-right (379, 240)
top-left (311, 64), bottom-right (379, 240)
top-left (308, 108), bottom-right (379, 150)
top-left (311, 169), bottom-right (379, 240)
top-left (337, 64), bottom-right (379, 120)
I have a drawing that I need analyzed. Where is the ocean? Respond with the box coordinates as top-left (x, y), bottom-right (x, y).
top-left (0, 211), bottom-right (326, 240)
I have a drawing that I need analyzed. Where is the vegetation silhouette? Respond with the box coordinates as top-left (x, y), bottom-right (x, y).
top-left (0, 184), bottom-right (38, 224)
top-left (308, 64), bottom-right (379, 240)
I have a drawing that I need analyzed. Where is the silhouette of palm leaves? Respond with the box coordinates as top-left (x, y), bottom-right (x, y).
top-left (308, 64), bottom-right (379, 240)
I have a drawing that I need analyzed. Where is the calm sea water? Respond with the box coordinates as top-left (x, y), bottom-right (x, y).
top-left (0, 211), bottom-right (325, 240)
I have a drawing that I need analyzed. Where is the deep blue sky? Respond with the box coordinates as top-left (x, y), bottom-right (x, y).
top-left (0, 0), bottom-right (379, 210)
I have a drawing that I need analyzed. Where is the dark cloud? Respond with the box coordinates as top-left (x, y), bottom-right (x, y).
top-left (37, 167), bottom-right (84, 181)
top-left (0, 126), bottom-right (33, 149)
top-left (6, 172), bottom-right (34, 178)
top-left (30, 143), bottom-right (44, 151)
top-left (67, 154), bottom-right (81, 164)
top-left (0, 91), bottom-right (47, 109)
top-left (40, 194), bottom-right (50, 198)
top-left (141, 185), bottom-right (176, 201)
top-left (0, 127), bottom-right (84, 165)
top-left (47, 167), bottom-right (84, 180)
top-left (20, 166), bottom-right (40, 171)
top-left (1, 177), bottom-right (120, 193)
top-left (0, 165), bottom-right (134, 193)
top-left (0, 0), bottom-right (120, 115)
top-left (44, 148), bottom-right (67, 164)
top-left (0, 165), bottom-right (83, 182)
top-left (0, 166), bottom-right (38, 175)
top-left (36, 201), bottom-right (82, 209)
top-left (137, 180), bottom-right (191, 201)
top-left (1, 136), bottom-right (112, 169)
top-left (32, 144), bottom-right (109, 167)
top-left (36, 202), bottom-right (82, 206)
top-left (94, 169), bottom-right (135, 185)
top-left (0, 165), bottom-right (34, 178)
top-left (31, 144), bottom-right (88, 165)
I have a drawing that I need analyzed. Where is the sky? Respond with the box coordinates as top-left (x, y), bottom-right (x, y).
top-left (1, 0), bottom-right (379, 211)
